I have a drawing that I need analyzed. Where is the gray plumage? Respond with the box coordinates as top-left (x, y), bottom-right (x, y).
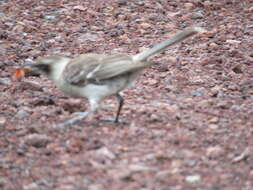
top-left (21, 26), bottom-right (205, 125)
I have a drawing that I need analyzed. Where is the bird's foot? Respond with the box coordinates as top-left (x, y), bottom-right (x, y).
top-left (53, 111), bottom-right (90, 127)
top-left (100, 118), bottom-right (129, 125)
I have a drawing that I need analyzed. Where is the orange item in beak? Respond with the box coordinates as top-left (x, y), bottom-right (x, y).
top-left (13, 68), bottom-right (29, 81)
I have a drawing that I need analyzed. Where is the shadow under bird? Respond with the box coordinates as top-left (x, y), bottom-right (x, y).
top-left (16, 26), bottom-right (205, 126)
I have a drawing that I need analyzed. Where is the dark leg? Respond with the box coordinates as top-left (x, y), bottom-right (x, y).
top-left (114, 93), bottom-right (124, 123)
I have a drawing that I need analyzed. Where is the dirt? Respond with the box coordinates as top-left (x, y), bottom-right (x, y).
top-left (0, 0), bottom-right (253, 189)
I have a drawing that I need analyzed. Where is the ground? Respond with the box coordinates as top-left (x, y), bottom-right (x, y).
top-left (0, 0), bottom-right (253, 189)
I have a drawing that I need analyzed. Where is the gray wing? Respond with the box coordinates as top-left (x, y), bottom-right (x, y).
top-left (63, 54), bottom-right (151, 86)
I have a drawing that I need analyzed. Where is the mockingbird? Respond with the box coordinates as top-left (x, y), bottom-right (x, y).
top-left (15, 26), bottom-right (205, 126)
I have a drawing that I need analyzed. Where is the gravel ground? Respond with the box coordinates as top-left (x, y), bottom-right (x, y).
top-left (0, 0), bottom-right (253, 189)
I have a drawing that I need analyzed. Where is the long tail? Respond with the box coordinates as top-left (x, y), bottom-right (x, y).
top-left (132, 26), bottom-right (206, 62)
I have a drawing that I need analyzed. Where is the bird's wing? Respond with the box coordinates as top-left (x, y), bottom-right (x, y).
top-left (63, 54), bottom-right (151, 86)
top-left (63, 54), bottom-right (100, 85)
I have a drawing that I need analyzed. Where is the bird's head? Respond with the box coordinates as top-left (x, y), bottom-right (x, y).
top-left (15, 55), bottom-right (70, 82)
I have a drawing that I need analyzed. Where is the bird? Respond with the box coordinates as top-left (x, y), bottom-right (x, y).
top-left (16, 26), bottom-right (205, 126)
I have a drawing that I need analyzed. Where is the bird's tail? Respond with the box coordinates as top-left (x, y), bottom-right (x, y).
top-left (132, 26), bottom-right (206, 62)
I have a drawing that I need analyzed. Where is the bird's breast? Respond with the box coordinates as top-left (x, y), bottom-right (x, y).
top-left (55, 72), bottom-right (138, 101)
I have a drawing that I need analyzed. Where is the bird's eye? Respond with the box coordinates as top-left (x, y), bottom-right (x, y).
top-left (35, 64), bottom-right (50, 73)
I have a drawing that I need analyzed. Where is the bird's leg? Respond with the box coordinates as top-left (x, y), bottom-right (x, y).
top-left (55, 111), bottom-right (90, 127)
top-left (53, 99), bottom-right (99, 127)
top-left (114, 93), bottom-right (124, 123)
top-left (100, 93), bottom-right (124, 123)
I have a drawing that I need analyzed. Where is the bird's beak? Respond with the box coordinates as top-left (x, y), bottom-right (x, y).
top-left (13, 63), bottom-right (40, 81)
top-left (21, 63), bottom-right (42, 77)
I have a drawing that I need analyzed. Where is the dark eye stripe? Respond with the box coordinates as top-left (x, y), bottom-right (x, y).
top-left (36, 64), bottom-right (50, 73)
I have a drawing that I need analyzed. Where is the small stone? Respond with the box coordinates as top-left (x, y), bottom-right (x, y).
top-left (217, 101), bottom-right (230, 109)
top-left (249, 170), bottom-right (253, 177)
top-left (20, 81), bottom-right (43, 91)
top-left (44, 14), bottom-right (57, 20)
top-left (128, 164), bottom-right (155, 172)
top-left (208, 117), bottom-right (219, 123)
top-left (149, 113), bottom-right (160, 122)
top-left (209, 42), bottom-right (219, 48)
top-left (0, 78), bottom-right (11, 86)
top-left (117, 0), bottom-right (127, 6)
top-left (157, 63), bottom-right (169, 72)
top-left (206, 146), bottom-right (224, 158)
top-left (135, 1), bottom-right (145, 6)
top-left (14, 109), bottom-right (30, 120)
top-left (226, 39), bottom-right (241, 44)
top-left (232, 147), bottom-right (251, 163)
top-left (24, 134), bottom-right (52, 148)
top-left (248, 6), bottom-right (253, 12)
top-left (30, 96), bottom-right (55, 106)
top-left (88, 184), bottom-right (104, 190)
top-left (79, 33), bottom-right (101, 42)
top-left (210, 85), bottom-right (222, 97)
top-left (139, 22), bottom-right (151, 30)
top-left (73, 5), bottom-right (87, 11)
top-left (155, 170), bottom-right (171, 179)
top-left (232, 65), bottom-right (243, 74)
top-left (191, 12), bottom-right (204, 19)
top-left (246, 25), bottom-right (253, 29)
top-left (151, 129), bottom-right (165, 137)
top-left (203, 1), bottom-right (212, 8)
top-left (143, 79), bottom-right (158, 86)
top-left (0, 177), bottom-right (7, 188)
top-left (184, 3), bottom-right (194, 9)
top-left (0, 117), bottom-right (6, 125)
top-left (24, 182), bottom-right (39, 190)
top-left (191, 88), bottom-right (206, 96)
top-left (185, 175), bottom-right (201, 183)
top-left (96, 147), bottom-right (116, 160)
top-left (227, 84), bottom-right (239, 91)
top-left (208, 124), bottom-right (219, 130)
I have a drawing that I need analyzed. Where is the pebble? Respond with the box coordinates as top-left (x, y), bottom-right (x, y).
top-left (96, 147), bottom-right (116, 160)
top-left (208, 117), bottom-right (219, 124)
top-left (143, 79), bottom-right (158, 86)
top-left (44, 14), bottom-right (57, 20)
top-left (73, 5), bottom-right (86, 11)
top-left (208, 124), bottom-right (219, 130)
top-left (155, 170), bottom-right (171, 179)
top-left (117, 0), bottom-right (127, 6)
top-left (88, 184), bottom-right (104, 190)
top-left (206, 146), bottom-right (224, 158)
top-left (185, 175), bottom-right (201, 183)
top-left (24, 134), bottom-right (52, 148)
top-left (0, 78), bottom-right (11, 86)
top-left (248, 6), bottom-right (253, 12)
top-left (184, 3), bottom-right (194, 9)
top-left (209, 42), bottom-right (219, 48)
top-left (232, 65), bottom-right (243, 74)
top-left (191, 88), bottom-right (206, 96)
top-left (149, 113), bottom-right (160, 122)
top-left (226, 39), bottom-right (241, 44)
top-left (191, 12), bottom-right (204, 19)
top-left (249, 170), bottom-right (253, 177)
top-left (139, 22), bottom-right (152, 30)
top-left (217, 101), bottom-right (230, 109)
top-left (0, 117), bottom-right (6, 125)
top-left (23, 182), bottom-right (39, 190)
top-left (79, 33), bottom-right (101, 42)
top-left (0, 177), bottom-right (7, 188)
top-left (14, 109), bottom-right (30, 120)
